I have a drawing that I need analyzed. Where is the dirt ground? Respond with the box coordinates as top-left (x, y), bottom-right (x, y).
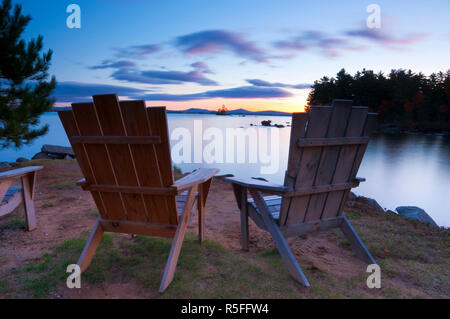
top-left (0, 159), bottom-right (448, 298)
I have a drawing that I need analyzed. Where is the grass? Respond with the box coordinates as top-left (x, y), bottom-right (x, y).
top-left (0, 279), bottom-right (7, 294)
top-left (0, 231), bottom-right (348, 299)
top-left (49, 180), bottom-right (78, 190)
top-left (1, 232), bottom-right (302, 298)
top-left (1, 218), bottom-right (449, 299)
top-left (86, 208), bottom-right (99, 217)
top-left (0, 213), bottom-right (27, 232)
top-left (40, 202), bottom-right (54, 209)
top-left (0, 159), bottom-right (448, 299)
top-left (343, 208), bottom-right (450, 296)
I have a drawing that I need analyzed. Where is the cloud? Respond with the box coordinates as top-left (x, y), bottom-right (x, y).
top-left (112, 68), bottom-right (218, 86)
top-left (345, 28), bottom-right (428, 47)
top-left (52, 82), bottom-right (292, 103)
top-left (114, 44), bottom-right (161, 58)
top-left (274, 30), bottom-right (364, 57)
top-left (274, 26), bottom-right (426, 57)
top-left (190, 61), bottom-right (214, 74)
top-left (175, 30), bottom-right (268, 62)
top-left (141, 86), bottom-right (292, 101)
top-left (246, 79), bottom-right (311, 89)
top-left (89, 60), bottom-right (136, 70)
top-left (52, 81), bottom-right (148, 102)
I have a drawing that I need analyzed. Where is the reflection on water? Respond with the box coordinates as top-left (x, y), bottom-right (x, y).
top-left (1, 112), bottom-right (449, 226)
top-left (358, 134), bottom-right (450, 227)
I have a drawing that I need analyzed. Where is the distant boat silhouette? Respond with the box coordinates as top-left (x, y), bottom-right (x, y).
top-left (216, 104), bottom-right (229, 115)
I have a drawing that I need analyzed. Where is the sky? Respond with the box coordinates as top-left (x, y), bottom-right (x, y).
top-left (15, 0), bottom-right (450, 112)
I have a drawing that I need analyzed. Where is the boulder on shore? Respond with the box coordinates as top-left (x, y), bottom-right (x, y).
top-left (32, 152), bottom-right (51, 160)
top-left (0, 162), bottom-right (12, 169)
top-left (41, 144), bottom-right (75, 159)
top-left (348, 191), bottom-right (357, 201)
top-left (345, 193), bottom-right (384, 211)
top-left (396, 206), bottom-right (437, 226)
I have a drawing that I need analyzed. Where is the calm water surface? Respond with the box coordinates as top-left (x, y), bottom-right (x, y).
top-left (1, 112), bottom-right (449, 226)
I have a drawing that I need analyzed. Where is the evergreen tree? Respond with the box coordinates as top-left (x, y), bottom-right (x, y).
top-left (307, 68), bottom-right (450, 131)
top-left (0, 0), bottom-right (56, 148)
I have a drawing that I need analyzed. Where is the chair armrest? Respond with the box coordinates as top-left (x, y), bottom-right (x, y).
top-left (0, 166), bottom-right (43, 181)
top-left (172, 168), bottom-right (219, 193)
top-left (224, 176), bottom-right (290, 194)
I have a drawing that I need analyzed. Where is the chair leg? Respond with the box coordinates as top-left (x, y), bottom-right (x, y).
top-left (231, 183), bottom-right (250, 251)
top-left (249, 190), bottom-right (310, 287)
top-left (197, 189), bottom-right (205, 243)
top-left (159, 186), bottom-right (197, 293)
top-left (240, 188), bottom-right (250, 251)
top-left (339, 215), bottom-right (376, 265)
top-left (240, 208), bottom-right (250, 251)
top-left (77, 218), bottom-right (104, 273)
top-left (198, 179), bottom-right (212, 243)
top-left (21, 174), bottom-right (37, 231)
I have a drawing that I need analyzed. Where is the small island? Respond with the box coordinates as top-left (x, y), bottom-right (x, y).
top-left (216, 104), bottom-right (229, 115)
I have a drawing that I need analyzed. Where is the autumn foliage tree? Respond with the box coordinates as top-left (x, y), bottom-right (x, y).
top-left (0, 0), bottom-right (56, 148)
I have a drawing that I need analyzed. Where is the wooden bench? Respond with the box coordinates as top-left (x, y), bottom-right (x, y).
top-left (0, 166), bottom-right (43, 231)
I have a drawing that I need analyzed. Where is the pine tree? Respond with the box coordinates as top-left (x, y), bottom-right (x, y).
top-left (0, 0), bottom-right (56, 148)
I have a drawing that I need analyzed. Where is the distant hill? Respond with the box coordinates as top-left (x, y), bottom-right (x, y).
top-left (167, 108), bottom-right (291, 116)
top-left (50, 107), bottom-right (293, 116)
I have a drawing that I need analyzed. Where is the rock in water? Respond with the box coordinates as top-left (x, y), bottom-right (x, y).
top-left (261, 120), bottom-right (272, 126)
top-left (16, 157), bottom-right (29, 163)
top-left (396, 206), bottom-right (437, 226)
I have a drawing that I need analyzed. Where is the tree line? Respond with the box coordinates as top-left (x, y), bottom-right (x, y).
top-left (307, 68), bottom-right (450, 131)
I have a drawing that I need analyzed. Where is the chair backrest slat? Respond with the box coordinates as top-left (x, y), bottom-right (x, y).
top-left (320, 106), bottom-right (368, 219)
top-left (147, 107), bottom-right (179, 224)
top-left (281, 106), bottom-right (333, 225)
top-left (280, 100), bottom-right (377, 226)
top-left (72, 101), bottom-right (129, 220)
top-left (93, 95), bottom-right (148, 222)
top-left (120, 101), bottom-right (177, 224)
top-left (302, 100), bottom-right (353, 222)
top-left (279, 113), bottom-right (308, 225)
top-left (58, 94), bottom-right (178, 224)
top-left (335, 113), bottom-right (378, 216)
top-left (59, 104), bottom-right (111, 218)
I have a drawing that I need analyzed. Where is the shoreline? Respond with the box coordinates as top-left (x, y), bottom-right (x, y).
top-left (47, 110), bottom-right (450, 135)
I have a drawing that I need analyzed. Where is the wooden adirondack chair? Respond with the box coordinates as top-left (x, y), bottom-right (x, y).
top-left (0, 166), bottom-right (43, 231)
top-left (226, 100), bottom-right (377, 287)
top-left (56, 94), bottom-right (218, 292)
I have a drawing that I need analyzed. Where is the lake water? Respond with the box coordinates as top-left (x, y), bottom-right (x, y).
top-left (1, 112), bottom-right (449, 227)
